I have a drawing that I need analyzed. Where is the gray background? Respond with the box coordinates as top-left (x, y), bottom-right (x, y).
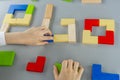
top-left (0, 0), bottom-right (120, 80)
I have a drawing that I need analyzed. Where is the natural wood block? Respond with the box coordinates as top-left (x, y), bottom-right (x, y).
top-left (41, 18), bottom-right (50, 28)
top-left (82, 30), bottom-right (98, 44)
top-left (61, 18), bottom-right (75, 26)
top-left (82, 0), bottom-right (102, 3)
top-left (54, 34), bottom-right (69, 42)
top-left (0, 24), bottom-right (10, 32)
top-left (100, 19), bottom-right (115, 31)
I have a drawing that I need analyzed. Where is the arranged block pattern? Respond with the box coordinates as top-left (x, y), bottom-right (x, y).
top-left (82, 19), bottom-right (115, 45)
top-left (0, 4), bottom-right (35, 32)
top-left (92, 64), bottom-right (119, 80)
top-left (82, 0), bottom-right (102, 4)
top-left (26, 56), bottom-right (46, 73)
top-left (55, 62), bottom-right (62, 73)
top-left (0, 51), bottom-right (15, 66)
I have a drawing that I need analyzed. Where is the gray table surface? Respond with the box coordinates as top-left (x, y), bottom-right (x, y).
top-left (0, 0), bottom-right (120, 80)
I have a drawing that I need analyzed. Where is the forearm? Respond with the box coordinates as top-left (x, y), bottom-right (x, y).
top-left (5, 32), bottom-right (26, 45)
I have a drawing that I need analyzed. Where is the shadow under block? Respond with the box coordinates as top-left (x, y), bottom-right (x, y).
top-left (55, 62), bottom-right (62, 73)
top-left (92, 64), bottom-right (119, 80)
top-left (0, 51), bottom-right (15, 66)
top-left (82, 30), bottom-right (98, 44)
top-left (25, 4), bottom-right (35, 14)
top-left (8, 4), bottom-right (28, 14)
top-left (26, 56), bottom-right (46, 73)
top-left (61, 18), bottom-right (76, 43)
top-left (82, 0), bottom-right (102, 4)
top-left (100, 19), bottom-right (115, 31)
top-left (54, 34), bottom-right (69, 42)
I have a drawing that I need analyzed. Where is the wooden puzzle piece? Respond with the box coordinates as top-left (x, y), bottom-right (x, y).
top-left (61, 18), bottom-right (76, 43)
top-left (82, 0), bottom-right (102, 4)
top-left (54, 34), bottom-right (69, 42)
top-left (92, 64), bottom-right (119, 80)
top-left (82, 30), bottom-right (98, 44)
top-left (84, 19), bottom-right (99, 32)
top-left (55, 62), bottom-right (62, 73)
top-left (26, 56), bottom-right (46, 73)
top-left (63, 0), bottom-right (73, 2)
top-left (100, 19), bottom-right (115, 31)
top-left (0, 51), bottom-right (15, 66)
top-left (25, 4), bottom-right (35, 14)
top-left (0, 24), bottom-right (10, 32)
top-left (98, 31), bottom-right (114, 45)
top-left (8, 4), bottom-right (28, 14)
top-left (42, 4), bottom-right (54, 28)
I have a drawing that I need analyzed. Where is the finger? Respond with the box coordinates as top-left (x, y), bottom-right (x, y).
top-left (53, 66), bottom-right (58, 80)
top-left (74, 62), bottom-right (79, 72)
top-left (78, 65), bottom-right (84, 76)
top-left (68, 59), bottom-right (73, 70)
top-left (36, 42), bottom-right (48, 45)
top-left (61, 60), bottom-right (68, 70)
top-left (40, 36), bottom-right (53, 41)
top-left (42, 30), bottom-right (52, 35)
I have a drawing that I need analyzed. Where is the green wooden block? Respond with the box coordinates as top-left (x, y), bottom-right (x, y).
top-left (55, 62), bottom-right (62, 73)
top-left (25, 4), bottom-right (35, 14)
top-left (63, 0), bottom-right (73, 2)
top-left (0, 51), bottom-right (15, 66)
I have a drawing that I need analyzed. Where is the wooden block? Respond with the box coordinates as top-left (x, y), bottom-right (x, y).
top-left (16, 14), bottom-right (32, 26)
top-left (0, 24), bottom-right (10, 32)
top-left (41, 18), bottom-right (50, 28)
top-left (3, 14), bottom-right (13, 24)
top-left (68, 24), bottom-right (76, 43)
top-left (44, 4), bottom-right (54, 19)
top-left (82, 0), bottom-right (102, 4)
top-left (0, 51), bottom-right (15, 66)
top-left (25, 4), bottom-right (35, 14)
top-left (100, 19), bottom-right (115, 31)
top-left (55, 62), bottom-right (62, 73)
top-left (82, 30), bottom-right (98, 44)
top-left (54, 34), bottom-right (69, 42)
top-left (61, 18), bottom-right (75, 26)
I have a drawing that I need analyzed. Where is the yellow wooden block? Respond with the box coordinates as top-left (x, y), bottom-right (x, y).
top-left (44, 4), bottom-right (54, 19)
top-left (61, 18), bottom-right (75, 26)
top-left (54, 34), bottom-right (69, 42)
top-left (16, 14), bottom-right (32, 26)
top-left (0, 24), bottom-right (10, 32)
top-left (100, 19), bottom-right (115, 31)
top-left (82, 0), bottom-right (101, 3)
top-left (68, 24), bottom-right (76, 43)
top-left (82, 30), bottom-right (98, 44)
top-left (3, 14), bottom-right (14, 24)
top-left (41, 18), bottom-right (50, 28)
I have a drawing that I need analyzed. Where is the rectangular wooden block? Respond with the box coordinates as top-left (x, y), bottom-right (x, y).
top-left (0, 24), bottom-right (10, 32)
top-left (82, 30), bottom-right (98, 44)
top-left (55, 62), bottom-right (62, 73)
top-left (44, 4), bottom-right (54, 19)
top-left (54, 34), bottom-right (69, 42)
top-left (41, 18), bottom-right (50, 28)
top-left (68, 24), bottom-right (76, 43)
top-left (25, 4), bottom-right (35, 14)
top-left (82, 0), bottom-right (102, 3)
top-left (3, 14), bottom-right (14, 24)
top-left (100, 19), bottom-right (115, 31)
top-left (0, 51), bottom-right (15, 66)
top-left (61, 18), bottom-right (75, 26)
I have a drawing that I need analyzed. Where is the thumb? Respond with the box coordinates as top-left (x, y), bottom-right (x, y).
top-left (53, 65), bottom-right (59, 80)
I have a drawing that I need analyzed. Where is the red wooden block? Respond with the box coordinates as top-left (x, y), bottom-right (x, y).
top-left (84, 19), bottom-right (99, 32)
top-left (98, 31), bottom-right (114, 45)
top-left (26, 56), bottom-right (46, 73)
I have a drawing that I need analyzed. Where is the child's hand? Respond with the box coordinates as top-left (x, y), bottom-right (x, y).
top-left (53, 59), bottom-right (84, 80)
top-left (5, 27), bottom-right (53, 45)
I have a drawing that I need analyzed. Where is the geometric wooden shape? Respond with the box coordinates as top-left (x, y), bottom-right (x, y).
top-left (55, 62), bottom-right (62, 73)
top-left (0, 51), bottom-right (15, 66)
top-left (26, 56), bottom-right (46, 73)
top-left (92, 64), bottom-right (119, 80)
top-left (54, 34), bottom-right (69, 42)
top-left (82, 0), bottom-right (102, 4)
top-left (61, 18), bottom-right (76, 43)
top-left (82, 30), bottom-right (98, 44)
top-left (25, 4), bottom-right (35, 14)
top-left (100, 19), bottom-right (115, 31)
top-left (98, 31), bottom-right (114, 45)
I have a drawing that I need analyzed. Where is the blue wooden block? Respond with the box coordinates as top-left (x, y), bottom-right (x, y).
top-left (8, 4), bottom-right (28, 14)
top-left (92, 64), bottom-right (119, 80)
